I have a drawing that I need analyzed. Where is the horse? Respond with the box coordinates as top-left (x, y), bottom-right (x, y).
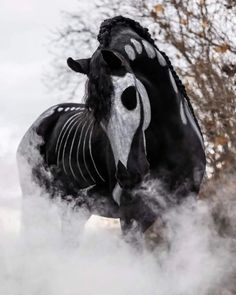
top-left (17, 16), bottom-right (206, 238)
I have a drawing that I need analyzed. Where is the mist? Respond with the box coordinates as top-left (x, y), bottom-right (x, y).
top-left (1, 132), bottom-right (236, 295)
top-left (1, 0), bottom-right (236, 294)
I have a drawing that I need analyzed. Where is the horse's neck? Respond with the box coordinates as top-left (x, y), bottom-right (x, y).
top-left (141, 71), bottom-right (180, 122)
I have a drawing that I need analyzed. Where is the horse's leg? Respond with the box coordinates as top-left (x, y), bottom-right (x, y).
top-left (119, 194), bottom-right (143, 247)
top-left (119, 218), bottom-right (144, 251)
top-left (119, 188), bottom-right (161, 248)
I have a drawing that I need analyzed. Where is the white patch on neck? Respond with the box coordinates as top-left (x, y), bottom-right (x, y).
top-left (156, 50), bottom-right (167, 66)
top-left (130, 38), bottom-right (142, 54)
top-left (180, 99), bottom-right (187, 125)
top-left (124, 44), bottom-right (136, 61)
top-left (169, 70), bottom-right (178, 93)
top-left (135, 79), bottom-right (151, 130)
top-left (141, 40), bottom-right (156, 59)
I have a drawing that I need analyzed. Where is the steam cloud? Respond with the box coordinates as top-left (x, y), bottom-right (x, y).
top-left (0, 120), bottom-right (236, 295)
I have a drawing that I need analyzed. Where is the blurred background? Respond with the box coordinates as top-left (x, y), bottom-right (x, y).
top-left (46, 0), bottom-right (236, 182)
top-left (0, 0), bottom-right (236, 293)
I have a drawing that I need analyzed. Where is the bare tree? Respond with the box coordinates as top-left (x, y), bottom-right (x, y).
top-left (144, 0), bottom-right (236, 179)
top-left (47, 0), bottom-right (236, 180)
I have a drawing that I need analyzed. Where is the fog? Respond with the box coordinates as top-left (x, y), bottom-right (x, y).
top-left (1, 166), bottom-right (236, 294)
top-left (0, 0), bottom-right (236, 294)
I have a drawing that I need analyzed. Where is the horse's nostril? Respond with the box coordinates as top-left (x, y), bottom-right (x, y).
top-left (116, 160), bottom-right (147, 189)
top-left (126, 192), bottom-right (134, 202)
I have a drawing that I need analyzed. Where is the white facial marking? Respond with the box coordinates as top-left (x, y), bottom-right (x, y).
top-left (105, 73), bottom-right (140, 167)
top-left (156, 50), bottom-right (167, 66)
top-left (169, 70), bottom-right (178, 93)
top-left (124, 44), bottom-right (136, 61)
top-left (141, 40), bottom-right (155, 59)
top-left (183, 99), bottom-right (204, 149)
top-left (57, 107), bottom-right (63, 112)
top-left (130, 38), bottom-right (142, 54)
top-left (180, 99), bottom-right (187, 125)
top-left (104, 73), bottom-right (151, 169)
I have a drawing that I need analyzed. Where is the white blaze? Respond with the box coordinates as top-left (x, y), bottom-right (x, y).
top-left (169, 70), bottom-right (178, 93)
top-left (104, 73), bottom-right (151, 168)
top-left (105, 73), bottom-right (140, 167)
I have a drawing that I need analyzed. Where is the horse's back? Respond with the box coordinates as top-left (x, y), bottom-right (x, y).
top-left (17, 103), bottom-right (86, 161)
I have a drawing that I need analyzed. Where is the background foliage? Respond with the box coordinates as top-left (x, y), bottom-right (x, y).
top-left (47, 0), bottom-right (236, 183)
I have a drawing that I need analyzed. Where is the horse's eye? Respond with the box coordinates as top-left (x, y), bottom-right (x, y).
top-left (121, 86), bottom-right (137, 110)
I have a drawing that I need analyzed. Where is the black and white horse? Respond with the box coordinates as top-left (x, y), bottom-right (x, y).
top-left (17, 16), bottom-right (206, 236)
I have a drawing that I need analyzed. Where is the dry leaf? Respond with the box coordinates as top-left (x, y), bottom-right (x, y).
top-left (153, 4), bottom-right (164, 13)
top-left (202, 20), bottom-right (208, 28)
top-left (180, 19), bottom-right (188, 25)
top-left (214, 135), bottom-right (228, 145)
top-left (214, 43), bottom-right (230, 53)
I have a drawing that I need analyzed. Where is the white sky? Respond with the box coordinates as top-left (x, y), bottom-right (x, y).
top-left (0, 0), bottom-right (80, 128)
top-left (0, 0), bottom-right (91, 234)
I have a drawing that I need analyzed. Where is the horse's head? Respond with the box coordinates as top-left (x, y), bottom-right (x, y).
top-left (67, 19), bottom-right (158, 190)
top-left (95, 16), bottom-right (205, 191)
top-left (67, 16), bottom-right (206, 233)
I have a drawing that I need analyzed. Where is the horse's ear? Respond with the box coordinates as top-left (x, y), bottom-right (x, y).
top-left (67, 57), bottom-right (91, 75)
top-left (101, 49), bottom-right (123, 69)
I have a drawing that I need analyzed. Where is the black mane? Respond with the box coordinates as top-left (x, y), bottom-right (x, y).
top-left (87, 15), bottom-right (200, 131)
top-left (86, 50), bottom-right (114, 122)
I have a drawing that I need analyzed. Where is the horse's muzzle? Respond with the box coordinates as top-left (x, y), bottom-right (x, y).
top-left (116, 160), bottom-right (149, 189)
